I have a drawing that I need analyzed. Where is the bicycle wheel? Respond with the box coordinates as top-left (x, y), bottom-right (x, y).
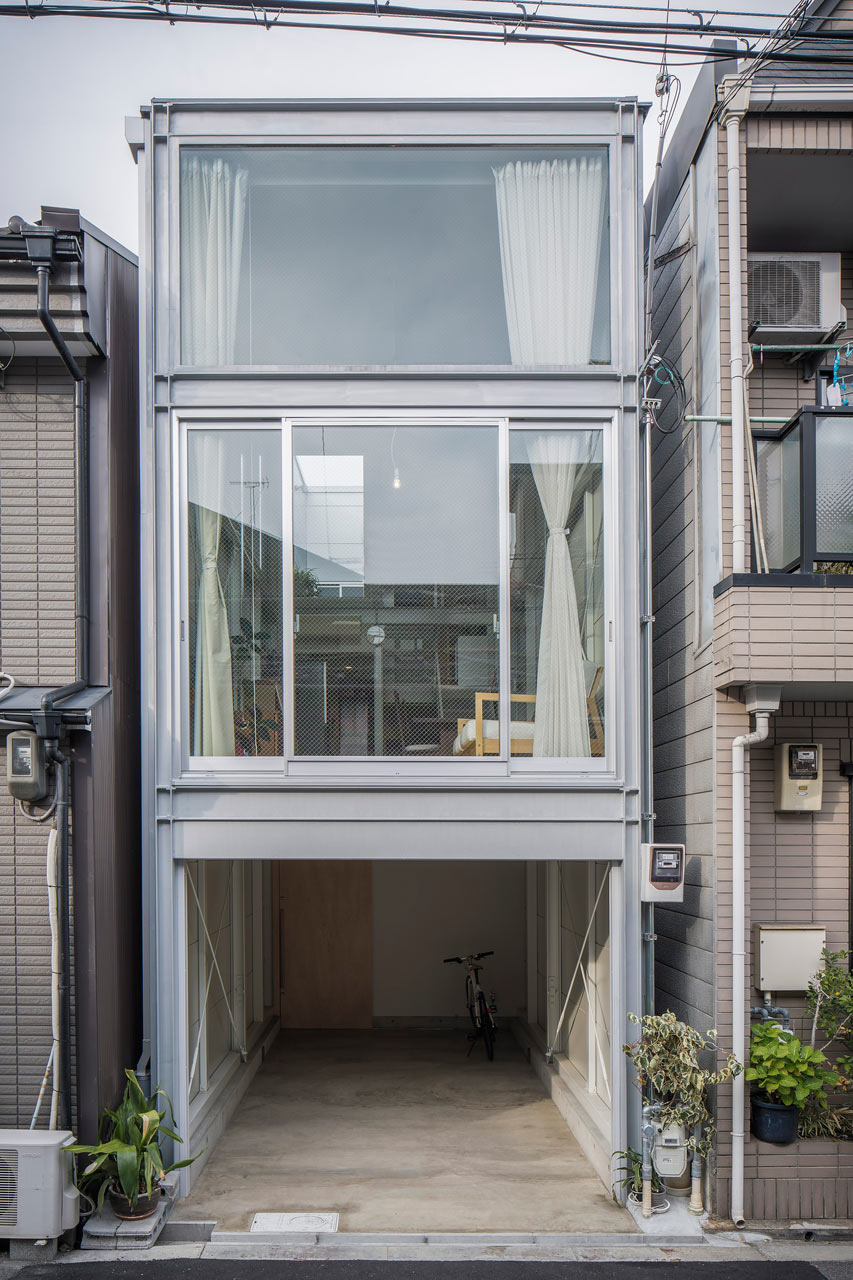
top-left (478, 992), bottom-right (495, 1060)
top-left (467, 976), bottom-right (479, 1030)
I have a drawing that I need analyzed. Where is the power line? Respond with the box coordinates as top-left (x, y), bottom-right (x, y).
top-left (4, 0), bottom-right (852, 69)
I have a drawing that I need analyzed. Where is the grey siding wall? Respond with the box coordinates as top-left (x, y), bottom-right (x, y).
top-left (650, 161), bottom-right (717, 1032)
top-left (0, 352), bottom-right (77, 1127)
top-left (0, 356), bottom-right (77, 683)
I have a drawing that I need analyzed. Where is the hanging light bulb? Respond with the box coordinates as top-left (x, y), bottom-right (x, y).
top-left (393, 466), bottom-right (401, 490)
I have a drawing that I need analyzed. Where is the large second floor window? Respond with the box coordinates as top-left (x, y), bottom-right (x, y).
top-left (179, 147), bottom-right (611, 368)
top-left (185, 420), bottom-right (607, 767)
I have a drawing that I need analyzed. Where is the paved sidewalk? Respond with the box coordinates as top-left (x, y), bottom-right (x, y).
top-left (5, 1237), bottom-right (853, 1276)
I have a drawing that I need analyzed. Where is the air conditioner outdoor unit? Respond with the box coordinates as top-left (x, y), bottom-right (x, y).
top-left (0, 1130), bottom-right (79, 1241)
top-left (747, 252), bottom-right (846, 345)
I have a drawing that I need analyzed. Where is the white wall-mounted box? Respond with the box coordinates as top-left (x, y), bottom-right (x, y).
top-left (753, 925), bottom-right (826, 992)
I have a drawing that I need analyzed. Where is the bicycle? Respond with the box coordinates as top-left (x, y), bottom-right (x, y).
top-left (443, 951), bottom-right (497, 1060)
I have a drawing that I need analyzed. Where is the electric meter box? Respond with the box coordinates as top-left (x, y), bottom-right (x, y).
top-left (774, 742), bottom-right (823, 811)
top-left (640, 843), bottom-right (685, 903)
top-left (5, 729), bottom-right (47, 802)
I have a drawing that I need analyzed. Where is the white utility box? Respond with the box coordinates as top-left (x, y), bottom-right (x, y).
top-left (774, 743), bottom-right (823, 811)
top-left (0, 1130), bottom-right (79, 1240)
top-left (753, 925), bottom-right (826, 992)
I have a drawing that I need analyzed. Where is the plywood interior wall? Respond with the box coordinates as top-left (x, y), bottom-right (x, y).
top-left (280, 860), bottom-right (373, 1028)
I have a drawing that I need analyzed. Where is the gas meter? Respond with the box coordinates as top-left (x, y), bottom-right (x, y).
top-left (774, 743), bottom-right (823, 811)
top-left (641, 843), bottom-right (685, 903)
top-left (653, 1122), bottom-right (688, 1179)
top-left (6, 729), bottom-right (48, 802)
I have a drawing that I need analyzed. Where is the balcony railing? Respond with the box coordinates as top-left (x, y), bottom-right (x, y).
top-left (754, 406), bottom-right (853, 574)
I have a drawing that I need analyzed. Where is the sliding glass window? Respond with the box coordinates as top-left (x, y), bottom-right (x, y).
top-left (184, 421), bottom-right (606, 767)
top-left (179, 147), bottom-right (611, 368)
top-left (188, 428), bottom-right (283, 757)
top-left (292, 424), bottom-right (500, 758)
top-left (509, 428), bottom-right (605, 759)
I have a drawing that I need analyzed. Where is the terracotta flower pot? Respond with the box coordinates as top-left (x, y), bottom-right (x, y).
top-left (107, 1183), bottom-right (162, 1220)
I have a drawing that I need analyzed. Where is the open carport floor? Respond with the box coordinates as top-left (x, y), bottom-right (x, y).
top-left (173, 1029), bottom-right (631, 1234)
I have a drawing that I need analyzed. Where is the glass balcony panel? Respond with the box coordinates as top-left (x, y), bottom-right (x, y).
top-left (292, 425), bottom-right (500, 758)
top-left (815, 414), bottom-right (853, 560)
top-left (756, 426), bottom-right (800, 570)
top-left (188, 429), bottom-right (283, 757)
top-left (509, 427), bottom-right (604, 758)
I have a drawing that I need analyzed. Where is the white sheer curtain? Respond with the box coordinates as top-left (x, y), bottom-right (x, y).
top-left (193, 434), bottom-right (235, 756)
top-left (493, 155), bottom-right (606, 365)
top-left (182, 155), bottom-right (249, 365)
top-left (528, 432), bottom-right (595, 757)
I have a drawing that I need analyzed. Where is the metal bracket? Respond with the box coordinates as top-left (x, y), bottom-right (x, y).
top-left (643, 932), bottom-right (658, 943)
top-left (642, 811), bottom-right (656, 821)
top-left (641, 614), bottom-right (656, 624)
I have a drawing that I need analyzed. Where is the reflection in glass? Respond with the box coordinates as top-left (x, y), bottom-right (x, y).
top-left (509, 429), bottom-right (604, 758)
top-left (188, 429), bottom-right (283, 756)
top-left (292, 425), bottom-right (499, 757)
top-left (756, 427), bottom-right (800, 569)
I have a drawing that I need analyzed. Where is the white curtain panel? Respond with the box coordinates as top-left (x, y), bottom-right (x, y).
top-left (527, 431), bottom-right (595, 757)
top-left (493, 155), bottom-right (606, 365)
top-left (193, 434), bottom-right (236, 756)
top-left (182, 155), bottom-right (249, 365)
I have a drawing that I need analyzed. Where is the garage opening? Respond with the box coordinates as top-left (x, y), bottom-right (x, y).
top-left (174, 857), bottom-right (628, 1235)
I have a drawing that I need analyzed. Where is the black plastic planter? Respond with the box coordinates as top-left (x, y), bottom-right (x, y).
top-left (751, 1095), bottom-right (799, 1145)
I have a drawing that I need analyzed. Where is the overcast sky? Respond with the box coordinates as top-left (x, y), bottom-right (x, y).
top-left (2, 4), bottom-right (785, 253)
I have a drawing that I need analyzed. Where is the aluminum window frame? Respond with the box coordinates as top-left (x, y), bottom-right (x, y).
top-left (169, 134), bottom-right (619, 377)
top-left (175, 409), bottom-right (615, 780)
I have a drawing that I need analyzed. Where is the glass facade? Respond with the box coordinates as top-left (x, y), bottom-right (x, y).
top-left (185, 422), bottom-right (607, 764)
top-left (180, 146), bottom-right (611, 368)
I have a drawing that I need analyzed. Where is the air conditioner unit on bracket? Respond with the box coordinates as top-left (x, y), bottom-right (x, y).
top-left (747, 252), bottom-right (847, 346)
top-left (0, 1130), bottom-right (79, 1241)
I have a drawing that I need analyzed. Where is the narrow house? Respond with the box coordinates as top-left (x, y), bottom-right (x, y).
top-left (647, 4), bottom-right (853, 1224)
top-left (0, 208), bottom-right (140, 1143)
top-left (128, 97), bottom-right (648, 1229)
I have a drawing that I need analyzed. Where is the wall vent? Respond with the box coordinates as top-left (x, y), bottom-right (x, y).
top-left (0, 1148), bottom-right (18, 1227)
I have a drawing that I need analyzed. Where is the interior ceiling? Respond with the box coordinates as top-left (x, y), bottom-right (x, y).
top-left (747, 153), bottom-right (853, 252)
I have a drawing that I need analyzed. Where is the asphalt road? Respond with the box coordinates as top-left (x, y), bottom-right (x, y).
top-left (10, 1262), bottom-right (853, 1280)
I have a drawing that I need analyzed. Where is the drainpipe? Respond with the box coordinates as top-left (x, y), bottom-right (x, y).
top-left (640, 402), bottom-right (655, 1018)
top-left (720, 83), bottom-right (750, 575)
top-left (730, 683), bottom-right (780, 1228)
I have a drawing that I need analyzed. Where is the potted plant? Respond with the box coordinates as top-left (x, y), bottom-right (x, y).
top-left (623, 1010), bottom-right (741, 1166)
top-left (68, 1069), bottom-right (197, 1220)
top-left (613, 1146), bottom-right (668, 1212)
top-left (746, 1020), bottom-right (838, 1145)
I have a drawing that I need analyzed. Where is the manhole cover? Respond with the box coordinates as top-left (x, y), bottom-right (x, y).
top-left (250, 1212), bottom-right (339, 1233)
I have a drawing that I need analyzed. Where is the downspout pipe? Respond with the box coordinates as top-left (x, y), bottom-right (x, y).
top-left (730, 685), bottom-right (778, 1228)
top-left (721, 85), bottom-right (750, 575)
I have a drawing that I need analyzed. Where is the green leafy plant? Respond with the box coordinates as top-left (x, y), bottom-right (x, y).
top-left (293, 567), bottom-right (319, 598)
top-left (806, 948), bottom-right (853, 1081)
top-left (68, 1069), bottom-right (197, 1212)
top-left (745, 1021), bottom-right (839, 1109)
top-left (623, 1010), bottom-right (742, 1158)
top-left (613, 1146), bottom-right (663, 1197)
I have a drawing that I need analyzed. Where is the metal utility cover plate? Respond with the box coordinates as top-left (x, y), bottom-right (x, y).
top-left (250, 1212), bottom-right (339, 1233)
